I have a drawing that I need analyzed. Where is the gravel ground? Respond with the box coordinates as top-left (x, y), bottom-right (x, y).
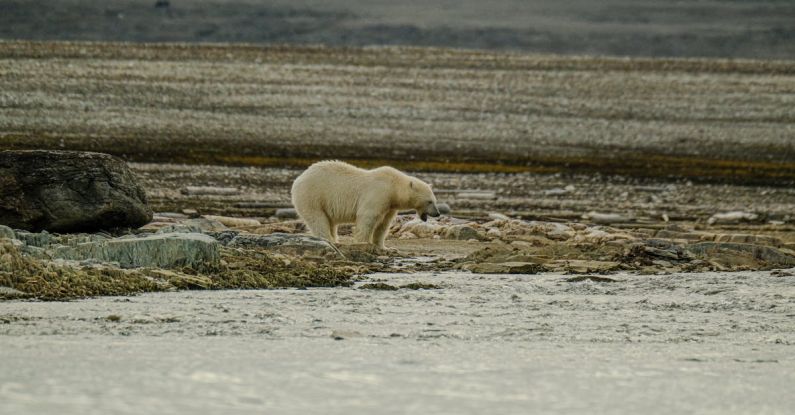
top-left (130, 163), bottom-right (795, 238)
top-left (1, 270), bottom-right (793, 414)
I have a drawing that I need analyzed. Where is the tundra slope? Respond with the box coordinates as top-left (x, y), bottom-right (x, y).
top-left (0, 41), bottom-right (793, 184)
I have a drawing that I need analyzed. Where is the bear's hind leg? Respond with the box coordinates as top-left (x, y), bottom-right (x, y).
top-left (330, 224), bottom-right (339, 243)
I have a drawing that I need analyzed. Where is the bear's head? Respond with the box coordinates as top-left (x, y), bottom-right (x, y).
top-left (409, 179), bottom-right (440, 222)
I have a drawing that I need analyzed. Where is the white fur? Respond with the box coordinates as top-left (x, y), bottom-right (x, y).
top-left (291, 160), bottom-right (437, 249)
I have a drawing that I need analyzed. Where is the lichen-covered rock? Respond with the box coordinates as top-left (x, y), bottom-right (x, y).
top-left (0, 150), bottom-right (152, 232)
top-left (714, 234), bottom-right (781, 247)
top-left (548, 260), bottom-right (621, 274)
top-left (582, 211), bottom-right (631, 224)
top-left (50, 232), bottom-right (220, 270)
top-left (499, 220), bottom-right (575, 241)
top-left (12, 230), bottom-right (54, 247)
top-left (0, 225), bottom-right (14, 240)
top-left (202, 215), bottom-right (261, 228)
top-left (399, 219), bottom-right (442, 238)
top-left (156, 218), bottom-right (228, 234)
top-left (707, 211), bottom-right (759, 225)
top-left (466, 262), bottom-right (544, 274)
top-left (655, 229), bottom-right (714, 242)
top-left (228, 233), bottom-right (339, 257)
top-left (687, 242), bottom-right (795, 267)
top-left (573, 228), bottom-right (636, 244)
top-left (443, 225), bottom-right (482, 240)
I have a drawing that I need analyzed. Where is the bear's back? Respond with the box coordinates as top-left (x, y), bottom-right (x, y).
top-left (307, 160), bottom-right (364, 176)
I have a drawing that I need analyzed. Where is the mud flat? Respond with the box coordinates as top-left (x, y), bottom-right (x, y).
top-left (1, 269), bottom-right (794, 414)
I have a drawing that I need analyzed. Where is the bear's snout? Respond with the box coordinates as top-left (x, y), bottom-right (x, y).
top-left (420, 204), bottom-right (441, 221)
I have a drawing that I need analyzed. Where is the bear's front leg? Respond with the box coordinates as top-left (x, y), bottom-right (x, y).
top-left (371, 210), bottom-right (397, 250)
top-left (353, 211), bottom-right (381, 245)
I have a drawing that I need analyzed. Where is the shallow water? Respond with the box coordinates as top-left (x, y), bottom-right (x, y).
top-left (1, 270), bottom-right (794, 414)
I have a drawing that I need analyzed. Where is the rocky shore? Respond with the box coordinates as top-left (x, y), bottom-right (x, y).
top-left (2, 150), bottom-right (793, 300)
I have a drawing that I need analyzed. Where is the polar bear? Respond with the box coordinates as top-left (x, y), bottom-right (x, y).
top-left (291, 160), bottom-right (441, 249)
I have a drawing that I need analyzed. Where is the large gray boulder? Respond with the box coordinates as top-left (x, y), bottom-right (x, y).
top-left (0, 150), bottom-right (152, 232)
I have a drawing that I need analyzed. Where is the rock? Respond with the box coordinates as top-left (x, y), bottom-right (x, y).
top-left (582, 211), bottom-right (631, 224)
top-left (436, 203), bottom-right (452, 215)
top-left (443, 225), bottom-right (482, 241)
top-left (643, 246), bottom-right (682, 260)
top-left (204, 230), bottom-right (240, 246)
top-left (157, 218), bottom-right (228, 234)
top-left (359, 282), bottom-right (399, 290)
top-left (530, 221), bottom-right (575, 241)
top-left (498, 220), bottom-right (575, 241)
top-left (687, 242), bottom-right (795, 267)
top-left (228, 233), bottom-right (339, 257)
top-left (203, 215), bottom-right (261, 228)
top-left (466, 262), bottom-right (544, 274)
top-left (398, 231), bottom-right (418, 239)
top-left (566, 275), bottom-right (618, 283)
top-left (625, 239), bottom-right (691, 262)
top-left (0, 225), bottom-right (14, 240)
top-left (456, 191), bottom-right (497, 200)
top-left (12, 230), bottom-right (53, 247)
top-left (486, 228), bottom-right (502, 238)
top-left (714, 234), bottom-right (781, 247)
top-left (233, 202), bottom-right (285, 209)
top-left (488, 212), bottom-right (510, 221)
top-left (544, 187), bottom-right (569, 196)
top-left (49, 232), bottom-right (220, 270)
top-left (399, 219), bottom-right (441, 238)
top-left (275, 208), bottom-right (298, 219)
top-left (0, 150), bottom-right (152, 232)
top-left (180, 186), bottom-right (239, 196)
top-left (573, 228), bottom-right (635, 244)
top-left (155, 212), bottom-right (188, 220)
top-left (549, 260), bottom-right (621, 274)
top-left (655, 230), bottom-right (713, 241)
top-left (707, 211), bottom-right (759, 225)
top-left (181, 209), bottom-right (200, 218)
